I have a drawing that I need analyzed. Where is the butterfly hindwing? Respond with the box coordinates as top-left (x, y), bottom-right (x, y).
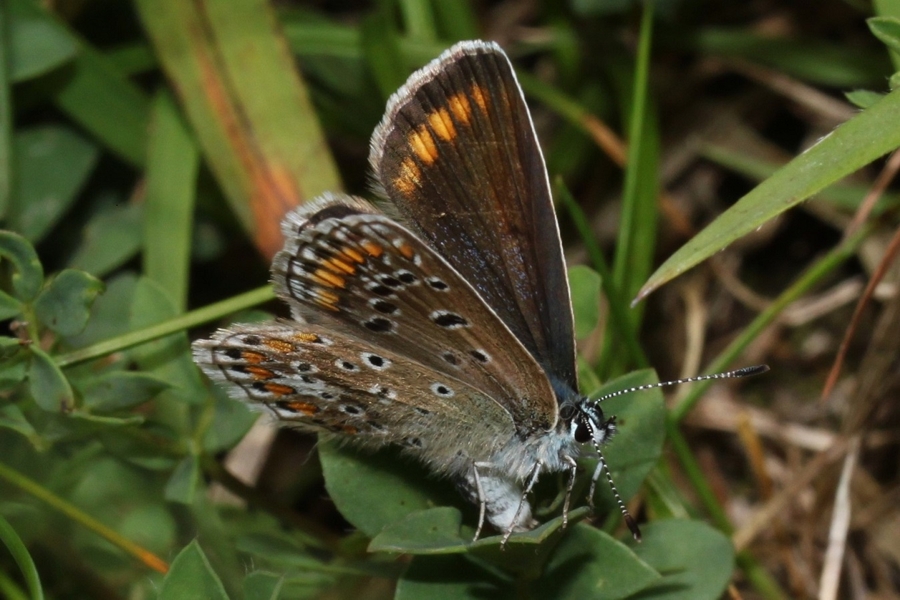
top-left (270, 194), bottom-right (558, 433)
top-left (193, 322), bottom-right (515, 475)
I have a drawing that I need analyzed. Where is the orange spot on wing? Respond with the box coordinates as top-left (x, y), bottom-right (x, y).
top-left (312, 268), bottom-right (346, 289)
top-left (245, 366), bottom-right (275, 379)
top-left (360, 241), bottom-right (384, 258)
top-left (265, 383), bottom-right (295, 396)
top-left (428, 108), bottom-right (456, 141)
top-left (470, 84), bottom-right (489, 112)
top-left (322, 257), bottom-right (356, 275)
top-left (393, 159), bottom-right (422, 197)
top-left (409, 127), bottom-right (438, 164)
top-left (264, 339), bottom-right (295, 353)
top-left (293, 332), bottom-right (321, 343)
top-left (340, 425), bottom-right (359, 435)
top-left (340, 247), bottom-right (365, 264)
top-left (285, 401), bottom-right (319, 415)
top-left (448, 93), bottom-right (472, 124)
top-left (241, 351), bottom-right (265, 364)
top-left (397, 243), bottom-right (415, 260)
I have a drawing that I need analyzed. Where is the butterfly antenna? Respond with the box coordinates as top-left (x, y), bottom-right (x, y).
top-left (593, 444), bottom-right (641, 542)
top-left (591, 364), bottom-right (769, 405)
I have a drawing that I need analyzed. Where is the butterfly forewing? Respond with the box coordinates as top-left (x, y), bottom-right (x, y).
top-left (370, 41), bottom-right (577, 389)
top-left (271, 194), bottom-right (558, 433)
top-left (193, 323), bottom-right (515, 472)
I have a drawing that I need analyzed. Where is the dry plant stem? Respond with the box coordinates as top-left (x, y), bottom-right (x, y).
top-left (737, 413), bottom-right (773, 500)
top-left (729, 60), bottom-right (856, 125)
top-left (678, 277), bottom-right (706, 382)
top-left (733, 438), bottom-right (849, 552)
top-left (822, 226), bottom-right (900, 400)
top-left (844, 149), bottom-right (900, 240)
top-left (818, 436), bottom-right (860, 600)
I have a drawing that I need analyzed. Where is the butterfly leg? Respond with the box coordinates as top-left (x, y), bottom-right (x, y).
top-left (587, 455), bottom-right (606, 511)
top-left (561, 455), bottom-right (578, 529)
top-left (471, 462), bottom-right (487, 542)
top-left (500, 460), bottom-right (543, 548)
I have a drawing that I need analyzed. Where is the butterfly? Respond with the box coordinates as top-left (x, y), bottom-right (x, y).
top-left (192, 40), bottom-right (765, 544)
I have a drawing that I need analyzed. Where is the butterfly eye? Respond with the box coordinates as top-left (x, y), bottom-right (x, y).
top-left (574, 417), bottom-right (592, 443)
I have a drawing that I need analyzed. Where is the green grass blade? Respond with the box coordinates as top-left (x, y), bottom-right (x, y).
top-left (638, 87), bottom-right (900, 302)
top-left (135, 0), bottom-right (342, 259)
top-left (0, 513), bottom-right (44, 600)
top-left (143, 92), bottom-right (199, 313)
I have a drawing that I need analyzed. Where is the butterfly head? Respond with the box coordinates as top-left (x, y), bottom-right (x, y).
top-left (551, 378), bottom-right (616, 448)
top-left (559, 398), bottom-right (616, 448)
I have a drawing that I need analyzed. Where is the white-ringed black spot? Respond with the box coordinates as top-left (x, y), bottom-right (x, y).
top-left (378, 275), bottom-right (403, 288)
top-left (361, 353), bottom-right (390, 370)
top-left (426, 277), bottom-right (449, 291)
top-left (470, 349), bottom-right (490, 363)
top-left (370, 299), bottom-right (399, 314)
top-left (441, 351), bottom-right (459, 366)
top-left (430, 383), bottom-right (454, 398)
top-left (414, 407), bottom-right (431, 416)
top-left (340, 404), bottom-right (364, 416)
top-left (319, 391), bottom-right (335, 400)
top-left (396, 270), bottom-right (418, 284)
top-left (224, 347), bottom-right (242, 359)
top-left (431, 311), bottom-right (468, 329)
top-left (242, 335), bottom-right (261, 345)
top-left (367, 283), bottom-right (394, 296)
top-left (404, 437), bottom-right (424, 449)
top-left (336, 359), bottom-right (359, 372)
top-left (295, 362), bottom-right (314, 372)
top-left (300, 375), bottom-right (317, 384)
top-left (364, 317), bottom-right (394, 333)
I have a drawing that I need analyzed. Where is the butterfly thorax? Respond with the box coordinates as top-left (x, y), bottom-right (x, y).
top-left (482, 377), bottom-right (616, 482)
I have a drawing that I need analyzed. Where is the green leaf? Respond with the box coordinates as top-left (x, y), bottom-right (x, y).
top-left (0, 231), bottom-right (43, 302)
top-left (65, 273), bottom-right (137, 348)
top-left (869, 16), bottom-right (900, 54)
top-left (9, 125), bottom-right (99, 243)
top-left (159, 540), bottom-right (230, 600)
top-left (164, 455), bottom-right (201, 505)
top-left (10, 0), bottom-right (149, 167)
top-left (629, 519), bottom-right (735, 600)
top-left (368, 506), bottom-right (589, 556)
top-left (0, 339), bottom-right (27, 390)
top-left (845, 89), bottom-right (886, 109)
top-left (143, 92), bottom-right (199, 313)
top-left (80, 371), bottom-right (170, 412)
top-left (243, 572), bottom-right (284, 600)
top-left (27, 346), bottom-right (74, 412)
top-left (0, 404), bottom-right (34, 440)
top-left (0, 513), bottom-right (44, 600)
top-left (32, 269), bottom-right (104, 336)
top-left (318, 441), bottom-right (457, 539)
top-left (68, 203), bottom-right (143, 278)
top-left (396, 554), bottom-right (513, 600)
top-left (202, 386), bottom-right (257, 453)
top-left (569, 265), bottom-right (602, 338)
top-left (0, 290), bottom-right (22, 321)
top-left (8, 0), bottom-right (77, 82)
top-left (639, 86), bottom-right (900, 301)
top-left (535, 525), bottom-right (659, 599)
